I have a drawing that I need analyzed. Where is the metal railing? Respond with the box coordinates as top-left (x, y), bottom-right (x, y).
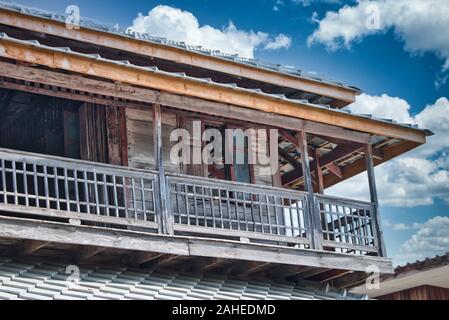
top-left (0, 148), bottom-right (381, 256)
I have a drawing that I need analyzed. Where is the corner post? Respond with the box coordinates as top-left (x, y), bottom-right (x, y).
top-left (153, 103), bottom-right (173, 235)
top-left (297, 131), bottom-right (323, 250)
top-left (364, 144), bottom-right (387, 257)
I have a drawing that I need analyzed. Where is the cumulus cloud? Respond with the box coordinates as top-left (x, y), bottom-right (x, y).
top-left (307, 0), bottom-right (449, 71)
top-left (395, 216), bottom-right (449, 265)
top-left (130, 5), bottom-right (291, 58)
top-left (384, 220), bottom-right (419, 231)
top-left (264, 34), bottom-right (292, 50)
top-left (328, 94), bottom-right (449, 207)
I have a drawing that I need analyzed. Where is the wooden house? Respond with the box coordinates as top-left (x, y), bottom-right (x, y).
top-left (0, 2), bottom-right (433, 299)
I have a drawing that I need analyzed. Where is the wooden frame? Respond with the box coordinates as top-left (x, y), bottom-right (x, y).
top-left (0, 62), bottom-right (372, 144)
top-left (0, 37), bottom-right (427, 144)
top-left (0, 7), bottom-right (358, 105)
top-left (0, 215), bottom-right (394, 273)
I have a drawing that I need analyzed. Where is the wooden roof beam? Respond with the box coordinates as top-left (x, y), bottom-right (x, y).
top-left (0, 37), bottom-right (427, 144)
top-left (0, 7), bottom-right (358, 105)
top-left (0, 61), bottom-right (372, 145)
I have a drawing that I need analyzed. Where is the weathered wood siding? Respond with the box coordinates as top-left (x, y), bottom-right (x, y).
top-left (126, 108), bottom-right (180, 173)
top-left (378, 285), bottom-right (449, 300)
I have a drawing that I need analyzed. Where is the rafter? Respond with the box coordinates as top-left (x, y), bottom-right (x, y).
top-left (326, 163), bottom-right (343, 179)
top-left (278, 147), bottom-right (301, 170)
top-left (283, 142), bottom-right (363, 185)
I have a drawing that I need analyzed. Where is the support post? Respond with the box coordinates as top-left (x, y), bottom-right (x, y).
top-left (364, 144), bottom-right (387, 257)
top-left (297, 131), bottom-right (323, 250)
top-left (153, 104), bottom-right (173, 235)
top-left (314, 148), bottom-right (324, 194)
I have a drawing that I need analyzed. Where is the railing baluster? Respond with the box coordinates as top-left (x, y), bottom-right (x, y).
top-left (54, 167), bottom-right (60, 210)
top-left (74, 170), bottom-right (80, 213)
top-left (140, 178), bottom-right (146, 221)
top-left (43, 165), bottom-right (49, 208)
top-left (218, 188), bottom-right (223, 229)
top-left (265, 195), bottom-right (272, 235)
top-left (209, 188), bottom-right (215, 228)
top-left (123, 177), bottom-right (129, 219)
top-left (22, 163), bottom-right (29, 207)
top-left (33, 163), bottom-right (39, 208)
top-left (131, 178), bottom-right (137, 220)
top-left (93, 171), bottom-right (100, 215)
top-left (193, 186), bottom-right (198, 226)
top-left (12, 161), bottom-right (18, 205)
top-left (83, 170), bottom-right (90, 214)
top-left (64, 168), bottom-right (70, 211)
top-left (184, 183), bottom-right (190, 225)
top-left (1, 159), bottom-right (6, 204)
top-left (201, 186), bottom-right (206, 227)
top-left (112, 175), bottom-right (119, 218)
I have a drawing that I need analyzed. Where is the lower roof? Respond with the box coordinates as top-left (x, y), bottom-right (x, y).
top-left (0, 256), bottom-right (365, 300)
top-left (352, 253), bottom-right (449, 298)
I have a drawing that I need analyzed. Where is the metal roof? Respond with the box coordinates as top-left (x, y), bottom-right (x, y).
top-left (0, 257), bottom-right (366, 300)
top-left (0, 31), bottom-right (431, 136)
top-left (0, 0), bottom-right (360, 93)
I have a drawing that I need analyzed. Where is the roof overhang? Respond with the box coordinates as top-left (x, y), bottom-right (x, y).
top-left (0, 5), bottom-right (360, 105)
top-left (0, 34), bottom-right (429, 145)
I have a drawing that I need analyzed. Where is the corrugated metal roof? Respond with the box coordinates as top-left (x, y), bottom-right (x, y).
top-left (0, 32), bottom-right (431, 136)
top-left (0, 0), bottom-right (360, 92)
top-left (0, 257), bottom-right (366, 300)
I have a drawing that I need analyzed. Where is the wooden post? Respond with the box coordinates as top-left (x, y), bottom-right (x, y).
top-left (153, 104), bottom-right (173, 235)
top-left (364, 144), bottom-right (387, 257)
top-left (297, 131), bottom-right (323, 250)
top-left (314, 148), bottom-right (324, 194)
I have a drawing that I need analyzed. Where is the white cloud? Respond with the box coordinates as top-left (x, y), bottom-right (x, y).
top-left (130, 5), bottom-right (291, 58)
top-left (308, 0), bottom-right (449, 71)
top-left (384, 220), bottom-right (416, 231)
top-left (395, 216), bottom-right (449, 265)
top-left (349, 93), bottom-right (414, 124)
top-left (328, 95), bottom-right (449, 207)
top-left (264, 34), bottom-right (292, 50)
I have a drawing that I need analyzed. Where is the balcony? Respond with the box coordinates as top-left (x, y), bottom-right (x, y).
top-left (0, 147), bottom-right (391, 282)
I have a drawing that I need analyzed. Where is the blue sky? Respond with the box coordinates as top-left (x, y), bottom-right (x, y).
top-left (12, 0), bottom-right (449, 264)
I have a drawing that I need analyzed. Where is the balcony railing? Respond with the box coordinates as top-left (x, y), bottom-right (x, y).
top-left (0, 148), bottom-right (382, 256)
